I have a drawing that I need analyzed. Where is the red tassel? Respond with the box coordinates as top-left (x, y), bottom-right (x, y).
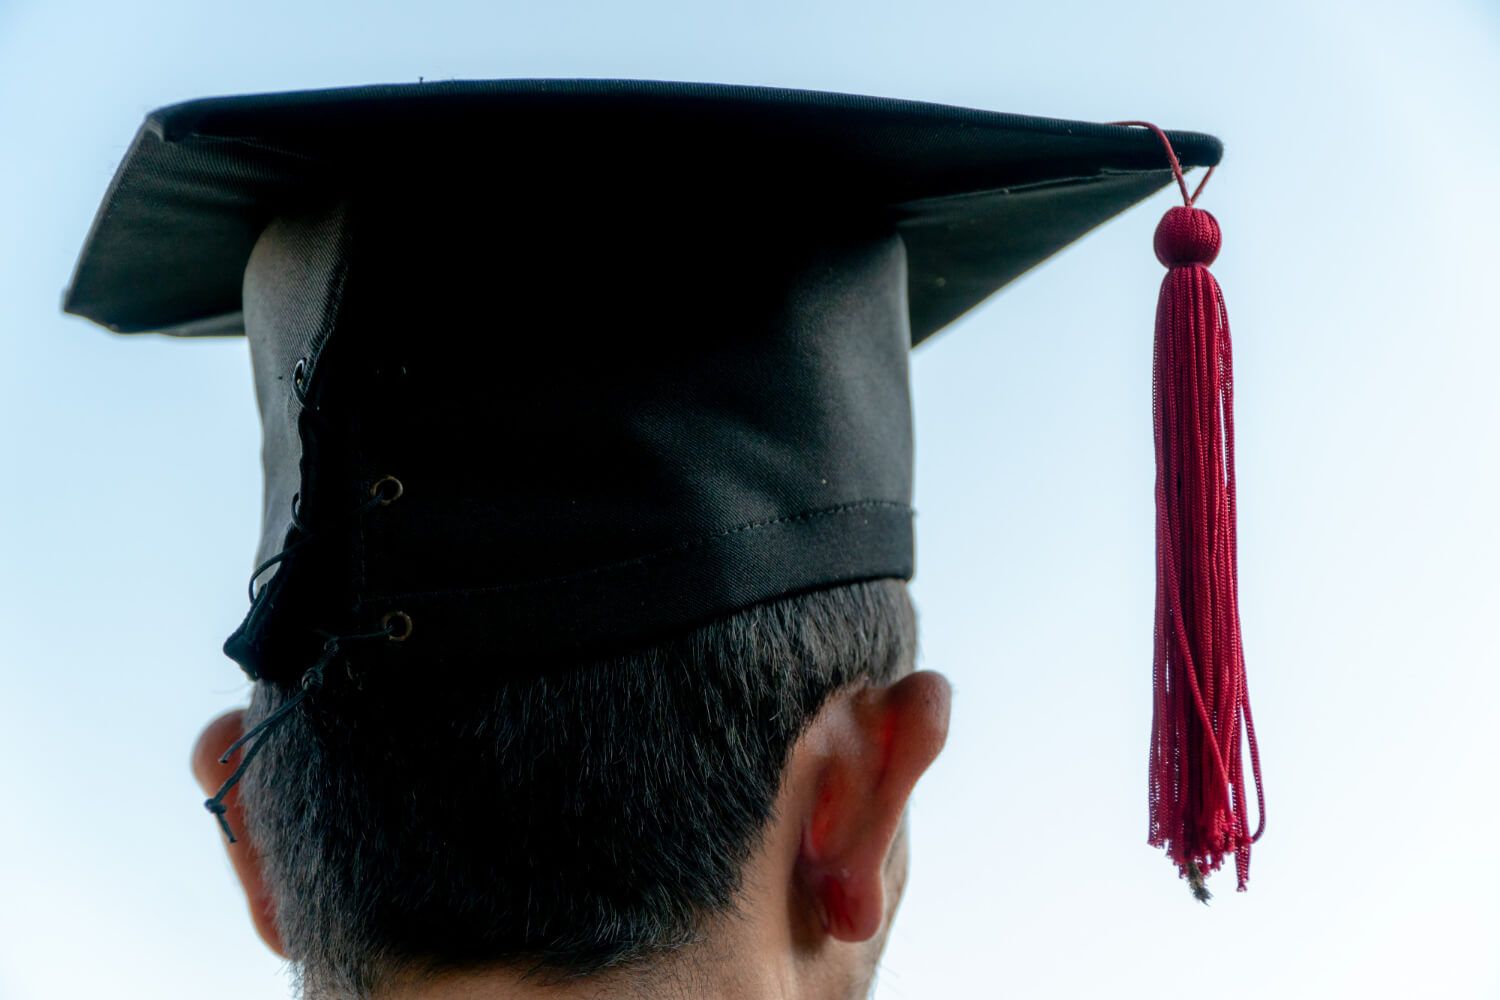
top-left (1118, 123), bottom-right (1265, 899)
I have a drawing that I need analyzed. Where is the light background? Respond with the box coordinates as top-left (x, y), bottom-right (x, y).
top-left (2, 2), bottom-right (1497, 997)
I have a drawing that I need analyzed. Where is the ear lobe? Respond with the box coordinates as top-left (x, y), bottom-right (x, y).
top-left (191, 709), bottom-right (288, 958)
top-left (797, 670), bottom-right (951, 943)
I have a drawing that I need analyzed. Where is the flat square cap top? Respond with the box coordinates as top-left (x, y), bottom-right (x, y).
top-left (62, 78), bottom-right (1220, 343)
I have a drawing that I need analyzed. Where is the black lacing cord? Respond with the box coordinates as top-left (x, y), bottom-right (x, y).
top-left (203, 622), bottom-right (397, 842)
top-left (246, 493), bottom-right (312, 604)
top-left (248, 488), bottom-right (391, 604)
top-left (207, 357), bottom-right (407, 842)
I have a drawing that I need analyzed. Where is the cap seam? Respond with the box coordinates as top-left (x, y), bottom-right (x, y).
top-left (359, 499), bottom-right (911, 604)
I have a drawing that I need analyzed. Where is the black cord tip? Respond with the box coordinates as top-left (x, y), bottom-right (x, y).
top-left (204, 797), bottom-right (237, 843)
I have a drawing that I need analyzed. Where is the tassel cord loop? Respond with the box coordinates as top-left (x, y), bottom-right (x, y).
top-left (1110, 120), bottom-right (1215, 206)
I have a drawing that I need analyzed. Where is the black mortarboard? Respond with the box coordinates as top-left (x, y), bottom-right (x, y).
top-left (65, 80), bottom-right (1259, 890)
top-left (64, 78), bottom-right (1219, 671)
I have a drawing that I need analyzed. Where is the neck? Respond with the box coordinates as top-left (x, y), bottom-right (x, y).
top-left (375, 812), bottom-right (876, 1000)
top-left (380, 957), bottom-right (789, 1000)
top-left (378, 932), bottom-right (868, 1000)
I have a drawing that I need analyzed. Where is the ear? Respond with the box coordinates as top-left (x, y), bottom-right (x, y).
top-left (191, 708), bottom-right (288, 958)
top-left (793, 670), bottom-right (951, 942)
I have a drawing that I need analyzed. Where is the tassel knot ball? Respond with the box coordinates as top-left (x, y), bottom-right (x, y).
top-left (1153, 205), bottom-right (1221, 267)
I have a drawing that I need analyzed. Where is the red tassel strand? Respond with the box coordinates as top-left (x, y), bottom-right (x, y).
top-left (1118, 123), bottom-right (1265, 898)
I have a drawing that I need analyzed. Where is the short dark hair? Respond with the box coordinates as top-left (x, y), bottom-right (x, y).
top-left (240, 578), bottom-right (916, 997)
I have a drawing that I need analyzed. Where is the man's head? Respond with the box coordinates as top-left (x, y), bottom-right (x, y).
top-left (193, 578), bottom-right (950, 998)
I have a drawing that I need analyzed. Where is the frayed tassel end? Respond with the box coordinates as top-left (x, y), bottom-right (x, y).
top-left (1186, 862), bottom-right (1213, 905)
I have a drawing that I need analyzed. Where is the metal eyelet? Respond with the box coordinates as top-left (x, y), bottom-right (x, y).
top-left (291, 358), bottom-right (310, 402)
top-left (370, 475), bottom-right (404, 505)
top-left (381, 611), bottom-right (413, 642)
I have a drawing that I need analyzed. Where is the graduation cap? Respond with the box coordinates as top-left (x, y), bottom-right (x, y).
top-left (63, 80), bottom-right (1262, 896)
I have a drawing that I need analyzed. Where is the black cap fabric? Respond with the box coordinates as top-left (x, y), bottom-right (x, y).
top-left (62, 80), bottom-right (1221, 683)
top-left (63, 79), bottom-right (1220, 342)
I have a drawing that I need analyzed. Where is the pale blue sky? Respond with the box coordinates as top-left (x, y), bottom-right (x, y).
top-left (2, 2), bottom-right (1497, 998)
